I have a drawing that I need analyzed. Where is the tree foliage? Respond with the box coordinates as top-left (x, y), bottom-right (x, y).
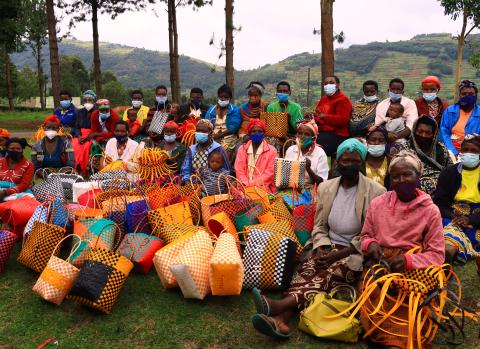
top-left (59, 55), bottom-right (90, 96)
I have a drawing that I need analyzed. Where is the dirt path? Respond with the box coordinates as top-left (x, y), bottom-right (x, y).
top-left (10, 131), bottom-right (35, 139)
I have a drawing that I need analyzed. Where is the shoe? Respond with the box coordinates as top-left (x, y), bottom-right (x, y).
top-left (251, 314), bottom-right (291, 340)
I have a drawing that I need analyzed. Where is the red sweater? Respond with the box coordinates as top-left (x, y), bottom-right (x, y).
top-left (315, 91), bottom-right (352, 137)
top-left (414, 97), bottom-right (449, 126)
top-left (90, 109), bottom-right (120, 142)
top-left (0, 156), bottom-right (34, 195)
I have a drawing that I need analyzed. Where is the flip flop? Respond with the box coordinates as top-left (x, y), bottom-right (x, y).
top-left (252, 287), bottom-right (270, 316)
top-left (251, 314), bottom-right (291, 339)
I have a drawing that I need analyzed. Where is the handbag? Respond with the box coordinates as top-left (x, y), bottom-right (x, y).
top-left (0, 196), bottom-right (40, 235)
top-left (242, 228), bottom-right (297, 290)
top-left (257, 197), bottom-right (293, 225)
top-left (153, 229), bottom-right (200, 288)
top-left (244, 221), bottom-right (302, 256)
top-left (0, 230), bottom-right (17, 272)
top-left (233, 204), bottom-right (262, 234)
top-left (298, 286), bottom-right (361, 343)
top-left (32, 175), bottom-right (65, 203)
top-left (154, 223), bottom-right (201, 245)
top-left (68, 247), bottom-right (134, 314)
top-left (209, 233), bottom-right (243, 296)
top-left (117, 233), bottom-right (164, 274)
top-left (24, 204), bottom-right (48, 238)
top-left (72, 181), bottom-right (100, 204)
top-left (260, 112), bottom-right (288, 138)
top-left (207, 212), bottom-right (238, 239)
top-left (292, 188), bottom-right (317, 246)
top-left (77, 188), bottom-right (102, 208)
top-left (148, 201), bottom-right (193, 234)
top-left (126, 198), bottom-right (151, 234)
top-left (47, 172), bottom-right (85, 201)
top-left (274, 141), bottom-right (306, 190)
top-left (32, 234), bottom-right (82, 305)
top-left (170, 230), bottom-right (214, 299)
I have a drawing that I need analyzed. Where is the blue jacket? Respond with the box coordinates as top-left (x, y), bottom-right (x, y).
top-left (180, 141), bottom-right (231, 183)
top-left (205, 103), bottom-right (241, 134)
top-left (54, 104), bottom-right (78, 131)
top-left (440, 103), bottom-right (480, 155)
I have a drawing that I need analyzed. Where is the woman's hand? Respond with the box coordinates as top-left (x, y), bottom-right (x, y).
top-left (305, 158), bottom-right (312, 171)
top-left (315, 247), bottom-right (351, 268)
top-left (452, 215), bottom-right (471, 228)
top-left (365, 242), bottom-right (383, 261)
top-left (390, 255), bottom-right (406, 272)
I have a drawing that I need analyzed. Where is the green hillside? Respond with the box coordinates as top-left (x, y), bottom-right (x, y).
top-left (10, 33), bottom-right (480, 104)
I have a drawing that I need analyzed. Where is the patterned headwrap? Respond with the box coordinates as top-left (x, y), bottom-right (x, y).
top-left (247, 81), bottom-right (265, 95)
top-left (462, 133), bottom-right (480, 148)
top-left (389, 150), bottom-right (424, 176)
top-left (197, 119), bottom-right (214, 132)
top-left (247, 118), bottom-right (266, 133)
top-left (421, 76), bottom-right (441, 90)
top-left (336, 138), bottom-right (367, 161)
top-left (82, 89), bottom-right (97, 101)
top-left (0, 128), bottom-right (10, 138)
top-left (43, 115), bottom-right (61, 126)
top-left (163, 121), bottom-right (180, 132)
top-left (96, 99), bottom-right (111, 109)
top-left (366, 125), bottom-right (388, 142)
top-left (298, 119), bottom-right (318, 137)
top-left (459, 79), bottom-right (478, 94)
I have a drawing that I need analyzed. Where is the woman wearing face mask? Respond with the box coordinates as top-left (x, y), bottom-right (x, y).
top-left (122, 89), bottom-right (150, 124)
top-left (239, 82), bottom-right (268, 139)
top-left (53, 90), bottom-right (77, 133)
top-left (350, 80), bottom-right (380, 138)
top-left (365, 126), bottom-right (390, 187)
top-left (398, 115), bottom-right (453, 195)
top-left (315, 75), bottom-right (353, 157)
top-left (101, 121), bottom-right (139, 171)
top-left (415, 76), bottom-right (449, 126)
top-left (31, 115), bottom-right (75, 176)
top-left (180, 119), bottom-right (230, 184)
top-left (284, 119), bottom-right (328, 187)
top-left (205, 84), bottom-right (241, 162)
top-left (434, 135), bottom-right (480, 265)
top-left (235, 119), bottom-right (278, 193)
top-left (266, 81), bottom-right (303, 136)
top-left (251, 138), bottom-right (385, 339)
top-left (440, 79), bottom-right (480, 155)
top-left (71, 89), bottom-right (96, 176)
top-left (155, 121), bottom-right (186, 174)
top-left (0, 138), bottom-right (34, 202)
top-left (361, 151), bottom-right (444, 349)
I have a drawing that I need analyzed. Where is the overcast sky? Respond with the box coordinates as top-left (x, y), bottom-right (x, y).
top-left (60, 0), bottom-right (478, 70)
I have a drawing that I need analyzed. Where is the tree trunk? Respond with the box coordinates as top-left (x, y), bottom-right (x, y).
top-left (36, 41), bottom-right (45, 110)
top-left (4, 50), bottom-right (14, 111)
top-left (92, 1), bottom-right (102, 96)
top-left (46, 0), bottom-right (61, 107)
top-left (225, 0), bottom-right (235, 100)
top-left (167, 0), bottom-right (180, 103)
top-left (320, 0), bottom-right (334, 90)
top-left (454, 13), bottom-right (468, 101)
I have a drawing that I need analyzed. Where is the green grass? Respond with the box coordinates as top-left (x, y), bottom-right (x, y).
top-left (0, 111), bottom-right (49, 132)
top-left (1, 243), bottom-right (479, 349)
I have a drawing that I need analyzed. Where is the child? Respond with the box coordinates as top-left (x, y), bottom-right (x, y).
top-left (384, 103), bottom-right (406, 139)
top-left (126, 108), bottom-right (141, 138)
top-left (198, 150), bottom-right (230, 197)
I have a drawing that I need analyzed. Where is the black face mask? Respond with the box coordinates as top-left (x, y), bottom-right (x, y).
top-left (7, 150), bottom-right (22, 161)
top-left (115, 135), bottom-right (128, 144)
top-left (337, 164), bottom-right (360, 179)
top-left (415, 135), bottom-right (433, 149)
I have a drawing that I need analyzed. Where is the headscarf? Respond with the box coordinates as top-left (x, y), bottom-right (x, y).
top-left (6, 137), bottom-right (28, 149)
top-left (366, 125), bottom-right (388, 142)
top-left (0, 128), bottom-right (10, 138)
top-left (247, 118), bottom-right (266, 133)
top-left (163, 121), bottom-right (180, 132)
top-left (422, 76), bottom-right (441, 90)
top-left (247, 81), bottom-right (265, 95)
top-left (298, 119), bottom-right (318, 137)
top-left (43, 115), bottom-right (61, 126)
top-left (336, 138), bottom-right (367, 161)
top-left (462, 133), bottom-right (480, 148)
top-left (459, 79), bottom-right (478, 94)
top-left (96, 99), bottom-right (111, 109)
top-left (196, 119), bottom-right (214, 132)
top-left (389, 150), bottom-right (424, 176)
top-left (82, 89), bottom-right (97, 101)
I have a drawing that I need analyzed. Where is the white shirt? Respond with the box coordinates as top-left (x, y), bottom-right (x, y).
top-left (284, 145), bottom-right (329, 184)
top-left (105, 138), bottom-right (140, 163)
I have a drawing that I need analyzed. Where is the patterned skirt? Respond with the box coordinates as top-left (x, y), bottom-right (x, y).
top-left (284, 245), bottom-right (361, 310)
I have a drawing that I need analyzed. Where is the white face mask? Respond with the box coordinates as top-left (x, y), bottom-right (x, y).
top-left (45, 130), bottom-right (58, 140)
top-left (84, 102), bottom-right (94, 111)
top-left (132, 100), bottom-right (143, 108)
top-left (164, 134), bottom-right (177, 143)
top-left (367, 144), bottom-right (386, 158)
top-left (218, 99), bottom-right (230, 108)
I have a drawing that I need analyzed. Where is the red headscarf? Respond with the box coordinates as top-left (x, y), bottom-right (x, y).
top-left (299, 119), bottom-right (318, 137)
top-left (43, 115), bottom-right (61, 126)
top-left (247, 118), bottom-right (266, 133)
top-left (422, 76), bottom-right (441, 90)
top-left (0, 128), bottom-right (10, 138)
top-left (163, 121), bottom-right (180, 131)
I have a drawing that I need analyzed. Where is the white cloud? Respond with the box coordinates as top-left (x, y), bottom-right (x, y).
top-left (60, 0), bottom-right (477, 70)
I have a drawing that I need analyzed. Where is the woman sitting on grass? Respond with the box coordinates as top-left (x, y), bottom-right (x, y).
top-left (250, 138), bottom-right (385, 339)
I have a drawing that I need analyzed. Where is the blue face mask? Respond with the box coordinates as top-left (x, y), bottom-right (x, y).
top-left (460, 152), bottom-right (480, 168)
top-left (191, 99), bottom-right (202, 107)
top-left (250, 132), bottom-right (265, 145)
top-left (60, 100), bottom-right (71, 108)
top-left (422, 92), bottom-right (437, 103)
top-left (156, 96), bottom-right (168, 104)
top-left (459, 95), bottom-right (478, 110)
top-left (323, 84), bottom-right (337, 96)
top-left (276, 93), bottom-right (289, 102)
top-left (99, 112), bottom-right (110, 120)
top-left (195, 132), bottom-right (209, 144)
top-left (367, 144), bottom-right (386, 157)
top-left (389, 91), bottom-right (402, 102)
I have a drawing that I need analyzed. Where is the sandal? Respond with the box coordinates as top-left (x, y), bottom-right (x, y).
top-left (251, 314), bottom-right (291, 339)
top-left (252, 287), bottom-right (270, 316)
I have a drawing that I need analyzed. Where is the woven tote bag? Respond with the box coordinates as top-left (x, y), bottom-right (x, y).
top-left (147, 201), bottom-right (193, 234)
top-left (117, 233), bottom-right (164, 274)
top-left (207, 212), bottom-right (238, 239)
top-left (154, 223), bottom-right (200, 245)
top-left (260, 112), bottom-right (288, 138)
top-left (0, 230), bottom-right (17, 272)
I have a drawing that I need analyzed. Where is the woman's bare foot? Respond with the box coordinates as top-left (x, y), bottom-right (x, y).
top-left (445, 244), bottom-right (458, 263)
top-left (262, 295), bottom-right (297, 317)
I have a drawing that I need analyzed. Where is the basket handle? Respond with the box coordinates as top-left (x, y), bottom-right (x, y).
top-left (329, 285), bottom-right (357, 303)
top-left (51, 234), bottom-right (82, 261)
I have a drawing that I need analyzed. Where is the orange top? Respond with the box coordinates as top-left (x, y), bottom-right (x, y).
top-left (452, 109), bottom-right (473, 151)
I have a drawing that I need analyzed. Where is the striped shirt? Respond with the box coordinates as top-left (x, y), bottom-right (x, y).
top-left (199, 167), bottom-right (229, 197)
top-left (0, 156), bottom-right (34, 195)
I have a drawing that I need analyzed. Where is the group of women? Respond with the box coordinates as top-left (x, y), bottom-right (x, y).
top-left (0, 76), bottom-right (479, 347)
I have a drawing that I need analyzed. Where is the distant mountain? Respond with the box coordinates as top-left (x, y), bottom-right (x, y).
top-left (10, 33), bottom-right (480, 104)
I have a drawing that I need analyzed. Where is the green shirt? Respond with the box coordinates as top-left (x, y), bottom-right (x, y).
top-left (266, 100), bottom-right (303, 133)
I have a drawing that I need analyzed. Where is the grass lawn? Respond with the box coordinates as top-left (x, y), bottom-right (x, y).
top-left (1, 243), bottom-right (479, 349)
top-left (0, 111), bottom-right (51, 132)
